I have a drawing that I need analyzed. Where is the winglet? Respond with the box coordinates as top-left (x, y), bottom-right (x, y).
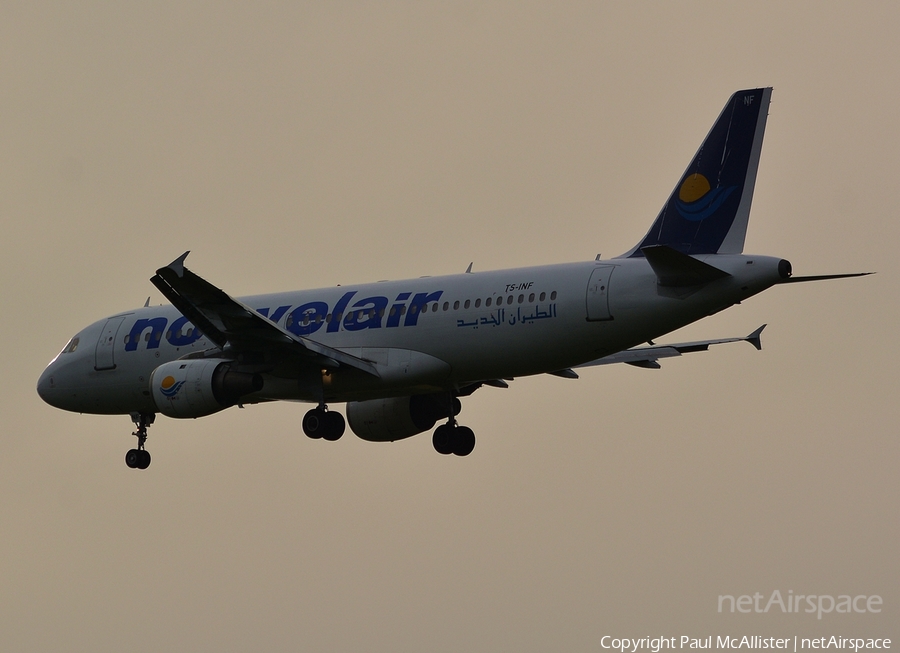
top-left (167, 251), bottom-right (191, 278)
top-left (745, 324), bottom-right (766, 351)
top-left (465, 262), bottom-right (473, 274)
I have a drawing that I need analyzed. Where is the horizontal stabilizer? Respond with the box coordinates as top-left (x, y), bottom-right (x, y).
top-left (779, 272), bottom-right (873, 284)
top-left (641, 245), bottom-right (731, 287)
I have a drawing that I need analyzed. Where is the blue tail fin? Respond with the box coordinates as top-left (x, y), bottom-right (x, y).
top-left (620, 88), bottom-right (771, 257)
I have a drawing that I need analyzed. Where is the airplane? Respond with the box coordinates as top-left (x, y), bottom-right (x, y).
top-left (37, 87), bottom-right (869, 469)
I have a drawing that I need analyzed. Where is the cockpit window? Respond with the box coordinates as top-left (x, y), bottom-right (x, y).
top-left (62, 337), bottom-right (80, 354)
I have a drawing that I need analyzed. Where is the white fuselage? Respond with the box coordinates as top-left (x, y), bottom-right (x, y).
top-left (37, 254), bottom-right (784, 417)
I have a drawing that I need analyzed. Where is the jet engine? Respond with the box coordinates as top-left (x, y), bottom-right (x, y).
top-left (150, 359), bottom-right (263, 419)
top-left (347, 393), bottom-right (460, 442)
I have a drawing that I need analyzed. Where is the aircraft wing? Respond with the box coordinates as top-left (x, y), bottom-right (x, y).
top-left (150, 252), bottom-right (378, 376)
top-left (573, 325), bottom-right (766, 371)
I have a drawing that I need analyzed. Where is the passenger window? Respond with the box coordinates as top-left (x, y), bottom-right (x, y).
top-left (475, 298), bottom-right (481, 308)
top-left (464, 299), bottom-right (470, 309)
top-left (507, 296), bottom-right (513, 305)
top-left (529, 293), bottom-right (535, 302)
top-left (486, 297), bottom-right (492, 307)
top-left (540, 292), bottom-right (546, 301)
top-left (518, 294), bottom-right (524, 304)
top-left (421, 304), bottom-right (428, 313)
top-left (551, 291), bottom-right (557, 300)
top-left (443, 302), bottom-right (449, 311)
top-left (453, 301), bottom-right (460, 310)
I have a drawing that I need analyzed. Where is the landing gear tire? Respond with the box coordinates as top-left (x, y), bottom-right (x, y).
top-left (452, 426), bottom-right (476, 457)
top-left (303, 408), bottom-right (326, 439)
top-left (303, 407), bottom-right (345, 441)
top-left (433, 424), bottom-right (454, 455)
top-left (433, 424), bottom-right (475, 456)
top-left (125, 448), bottom-right (152, 469)
top-left (322, 411), bottom-right (345, 441)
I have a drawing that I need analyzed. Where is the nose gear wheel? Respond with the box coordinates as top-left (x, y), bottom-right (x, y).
top-left (126, 412), bottom-right (155, 470)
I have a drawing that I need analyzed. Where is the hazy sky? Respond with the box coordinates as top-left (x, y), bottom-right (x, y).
top-left (2, 2), bottom-right (897, 651)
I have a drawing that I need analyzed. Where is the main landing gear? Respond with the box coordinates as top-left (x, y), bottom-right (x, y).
top-left (432, 422), bottom-right (476, 456)
top-left (302, 406), bottom-right (345, 441)
top-left (430, 393), bottom-right (475, 456)
top-left (126, 412), bottom-right (154, 470)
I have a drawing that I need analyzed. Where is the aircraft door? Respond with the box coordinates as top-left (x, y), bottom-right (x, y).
top-left (94, 317), bottom-right (125, 371)
top-left (585, 265), bottom-right (615, 321)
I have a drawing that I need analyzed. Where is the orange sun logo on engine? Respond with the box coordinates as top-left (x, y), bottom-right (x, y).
top-left (159, 375), bottom-right (185, 398)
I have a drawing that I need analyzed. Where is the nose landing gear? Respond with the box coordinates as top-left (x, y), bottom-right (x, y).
top-left (126, 412), bottom-right (154, 470)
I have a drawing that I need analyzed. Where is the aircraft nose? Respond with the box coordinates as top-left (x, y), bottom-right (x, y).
top-left (36, 364), bottom-right (61, 408)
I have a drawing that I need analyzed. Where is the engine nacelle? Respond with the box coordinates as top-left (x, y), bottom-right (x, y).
top-left (347, 393), bottom-right (461, 442)
top-left (150, 359), bottom-right (263, 419)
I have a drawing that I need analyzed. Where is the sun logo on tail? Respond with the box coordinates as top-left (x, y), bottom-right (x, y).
top-left (159, 375), bottom-right (185, 398)
top-left (675, 173), bottom-right (736, 222)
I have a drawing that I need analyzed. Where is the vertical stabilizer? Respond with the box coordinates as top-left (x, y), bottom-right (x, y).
top-left (620, 88), bottom-right (771, 257)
